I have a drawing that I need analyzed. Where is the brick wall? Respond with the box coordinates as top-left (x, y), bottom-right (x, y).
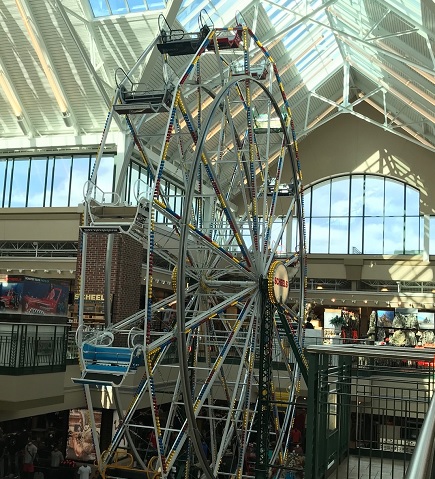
top-left (75, 232), bottom-right (142, 323)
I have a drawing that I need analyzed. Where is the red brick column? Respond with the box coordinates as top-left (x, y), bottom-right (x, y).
top-left (75, 232), bottom-right (142, 323)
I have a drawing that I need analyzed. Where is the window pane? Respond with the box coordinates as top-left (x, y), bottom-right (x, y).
top-left (94, 156), bottom-right (115, 202)
top-left (271, 217), bottom-right (286, 254)
top-left (303, 189), bottom-right (311, 218)
top-left (0, 160), bottom-right (6, 206)
top-left (311, 181), bottom-right (330, 217)
top-left (429, 217), bottom-right (435, 255)
top-left (10, 158), bottom-right (29, 207)
top-left (405, 217), bottom-right (421, 253)
top-left (364, 176), bottom-right (384, 216)
top-left (350, 176), bottom-right (364, 216)
top-left (329, 217), bottom-right (348, 253)
top-left (28, 158), bottom-right (47, 207)
top-left (349, 217), bottom-right (362, 254)
top-left (89, 0), bottom-right (110, 17)
top-left (45, 158), bottom-right (54, 206)
top-left (310, 218), bottom-right (329, 253)
top-left (330, 177), bottom-right (349, 216)
top-left (4, 160), bottom-right (13, 207)
top-left (52, 157), bottom-right (71, 207)
top-left (384, 217), bottom-right (404, 254)
top-left (363, 217), bottom-right (384, 254)
top-left (128, 165), bottom-right (140, 206)
top-left (406, 186), bottom-right (419, 216)
top-left (70, 157), bottom-right (91, 207)
top-left (384, 180), bottom-right (404, 216)
top-left (108, 0), bottom-right (128, 14)
top-left (128, 0), bottom-right (146, 12)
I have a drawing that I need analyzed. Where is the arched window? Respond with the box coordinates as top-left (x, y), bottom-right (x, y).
top-left (292, 174), bottom-right (423, 255)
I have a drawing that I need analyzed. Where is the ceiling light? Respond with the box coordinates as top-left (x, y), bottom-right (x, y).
top-left (331, 298), bottom-right (336, 302)
top-left (316, 285), bottom-right (323, 290)
top-left (381, 288), bottom-right (388, 292)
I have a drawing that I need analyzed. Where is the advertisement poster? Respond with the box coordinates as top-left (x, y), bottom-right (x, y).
top-left (0, 275), bottom-right (69, 315)
top-left (66, 408), bottom-right (102, 462)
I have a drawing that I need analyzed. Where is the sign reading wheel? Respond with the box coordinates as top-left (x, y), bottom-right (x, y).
top-left (268, 261), bottom-right (290, 304)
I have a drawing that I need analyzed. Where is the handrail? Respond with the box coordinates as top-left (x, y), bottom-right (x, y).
top-left (405, 388), bottom-right (435, 479)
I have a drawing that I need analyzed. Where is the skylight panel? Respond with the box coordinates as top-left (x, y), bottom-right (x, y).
top-left (88, 0), bottom-right (166, 18)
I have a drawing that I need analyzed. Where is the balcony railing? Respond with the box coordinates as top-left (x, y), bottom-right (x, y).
top-left (0, 322), bottom-right (69, 374)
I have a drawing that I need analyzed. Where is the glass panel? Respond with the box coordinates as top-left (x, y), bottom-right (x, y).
top-left (4, 159), bottom-right (13, 207)
top-left (128, 0), bottom-right (146, 11)
top-left (429, 217), bottom-right (435, 255)
top-left (349, 216), bottom-right (362, 254)
top-left (70, 157), bottom-right (91, 207)
top-left (329, 217), bottom-right (348, 254)
top-left (405, 217), bottom-right (421, 254)
top-left (52, 157), bottom-right (71, 207)
top-left (45, 158), bottom-right (54, 206)
top-left (0, 160), bottom-right (6, 206)
top-left (330, 177), bottom-right (350, 216)
top-left (290, 217), bottom-right (299, 252)
top-left (384, 217), bottom-right (404, 255)
top-left (364, 176), bottom-right (384, 216)
top-left (363, 217), bottom-right (384, 254)
top-left (311, 181), bottom-right (330, 217)
top-left (128, 165), bottom-right (140, 206)
top-left (108, 0), bottom-right (128, 14)
top-left (303, 189), bottom-right (311, 218)
top-left (28, 158), bottom-right (47, 207)
top-left (146, 0), bottom-right (166, 9)
top-left (271, 217), bottom-right (286, 254)
top-left (10, 158), bottom-right (29, 207)
top-left (89, 0), bottom-right (110, 17)
top-left (406, 186), bottom-right (420, 216)
top-left (94, 156), bottom-right (115, 203)
top-left (384, 179), bottom-right (404, 216)
top-left (350, 176), bottom-right (364, 216)
top-left (310, 217), bottom-right (329, 253)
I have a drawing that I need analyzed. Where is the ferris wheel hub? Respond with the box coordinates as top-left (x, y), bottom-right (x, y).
top-left (267, 261), bottom-right (290, 304)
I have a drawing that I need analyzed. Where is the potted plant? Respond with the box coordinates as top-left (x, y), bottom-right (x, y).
top-left (330, 315), bottom-right (347, 333)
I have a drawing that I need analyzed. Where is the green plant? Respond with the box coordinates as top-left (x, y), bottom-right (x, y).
top-left (330, 315), bottom-right (346, 327)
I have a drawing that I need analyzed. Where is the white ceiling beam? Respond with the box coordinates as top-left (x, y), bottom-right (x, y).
top-left (0, 58), bottom-right (34, 137)
top-left (289, 6), bottom-right (435, 76)
top-left (54, 0), bottom-right (123, 130)
top-left (16, 0), bottom-right (79, 132)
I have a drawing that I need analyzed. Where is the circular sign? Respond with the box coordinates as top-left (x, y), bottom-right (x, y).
top-left (268, 261), bottom-right (290, 304)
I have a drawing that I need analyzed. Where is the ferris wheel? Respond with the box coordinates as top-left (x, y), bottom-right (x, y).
top-left (74, 13), bottom-right (307, 479)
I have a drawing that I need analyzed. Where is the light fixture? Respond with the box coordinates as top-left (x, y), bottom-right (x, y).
top-left (57, 269), bottom-right (61, 274)
top-left (69, 270), bottom-right (74, 274)
top-left (6, 269), bottom-right (11, 272)
top-left (316, 285), bottom-right (323, 290)
top-left (331, 298), bottom-right (336, 303)
top-left (44, 269), bottom-right (49, 273)
top-left (381, 288), bottom-right (388, 292)
top-left (18, 269), bottom-right (23, 273)
top-left (364, 300), bottom-right (368, 304)
top-left (375, 301), bottom-right (379, 305)
top-left (30, 269), bottom-right (35, 273)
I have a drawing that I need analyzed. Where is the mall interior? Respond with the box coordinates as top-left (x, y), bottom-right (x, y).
top-left (0, 0), bottom-right (434, 478)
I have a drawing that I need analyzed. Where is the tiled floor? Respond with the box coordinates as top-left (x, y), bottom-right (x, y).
top-left (332, 455), bottom-right (409, 479)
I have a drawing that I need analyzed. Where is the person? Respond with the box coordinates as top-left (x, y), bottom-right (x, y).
top-left (290, 427), bottom-right (301, 445)
top-left (304, 318), bottom-right (314, 329)
top-left (293, 443), bottom-right (304, 455)
top-left (50, 445), bottom-right (64, 478)
top-left (78, 463), bottom-right (92, 479)
top-left (22, 439), bottom-right (37, 479)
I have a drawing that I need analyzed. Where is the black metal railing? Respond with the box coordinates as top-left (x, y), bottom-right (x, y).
top-left (0, 323), bottom-right (70, 374)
